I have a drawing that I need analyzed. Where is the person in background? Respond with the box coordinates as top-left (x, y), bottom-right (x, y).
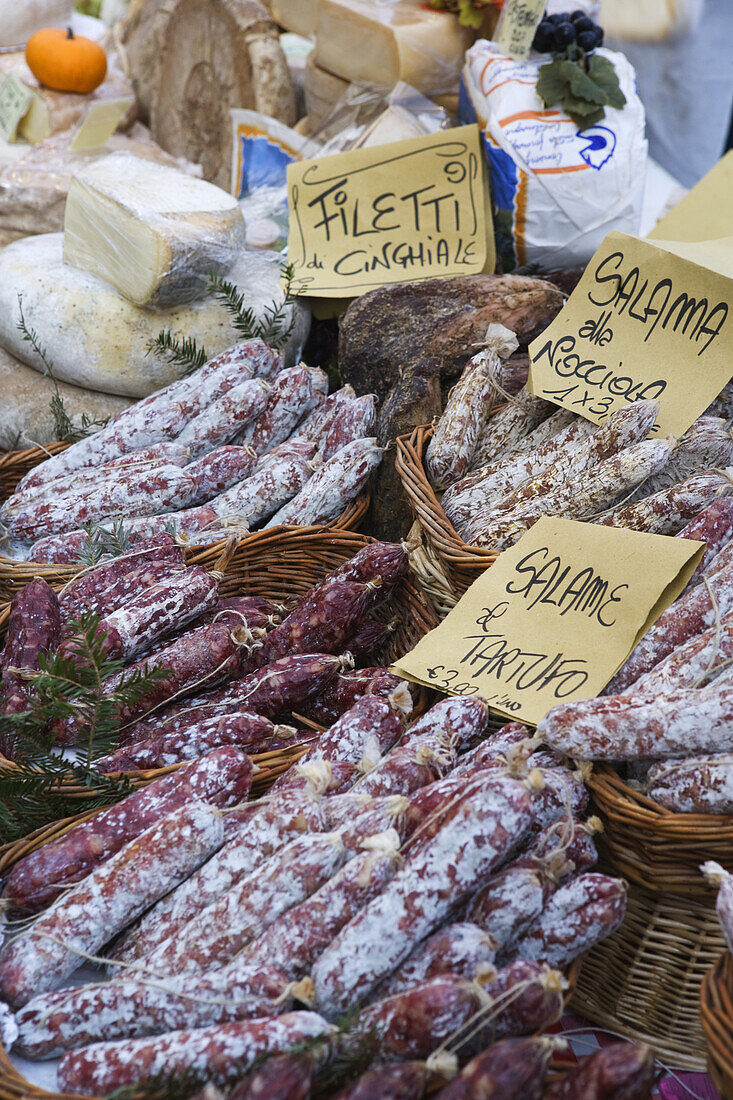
top-left (600, 0), bottom-right (733, 187)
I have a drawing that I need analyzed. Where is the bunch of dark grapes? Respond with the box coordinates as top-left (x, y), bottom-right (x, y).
top-left (533, 10), bottom-right (604, 55)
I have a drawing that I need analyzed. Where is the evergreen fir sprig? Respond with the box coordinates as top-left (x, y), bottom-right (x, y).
top-left (0, 613), bottom-right (172, 839)
top-left (146, 331), bottom-right (209, 376)
top-left (208, 261), bottom-right (297, 352)
top-left (105, 1067), bottom-right (206, 1100)
top-left (74, 521), bottom-right (132, 569)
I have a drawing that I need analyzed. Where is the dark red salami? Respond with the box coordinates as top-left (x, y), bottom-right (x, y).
top-left (1, 580), bottom-right (60, 737)
top-left (2, 747), bottom-right (252, 913)
top-left (434, 1037), bottom-right (554, 1099)
top-left (541, 1041), bottom-right (655, 1099)
top-left (228, 1054), bottom-right (315, 1100)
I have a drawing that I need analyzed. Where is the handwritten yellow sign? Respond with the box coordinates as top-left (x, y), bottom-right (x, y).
top-left (0, 75), bottom-right (31, 143)
top-left (285, 125), bottom-right (494, 297)
top-left (393, 517), bottom-right (703, 726)
top-left (494, 0), bottom-right (546, 59)
top-left (527, 230), bottom-right (733, 438)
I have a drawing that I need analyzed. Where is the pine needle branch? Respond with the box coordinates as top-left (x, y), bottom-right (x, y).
top-left (73, 522), bottom-right (132, 569)
top-left (146, 331), bottom-right (209, 376)
top-left (208, 261), bottom-right (297, 352)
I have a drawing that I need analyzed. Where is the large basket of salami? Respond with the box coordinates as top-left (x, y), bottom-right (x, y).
top-left (0, 686), bottom-right (615, 1100)
top-left (572, 880), bottom-right (725, 1071)
top-left (0, 530), bottom-right (437, 810)
top-left (588, 765), bottom-right (733, 898)
top-left (701, 952), bottom-right (733, 1099)
top-left (0, 340), bottom-right (379, 575)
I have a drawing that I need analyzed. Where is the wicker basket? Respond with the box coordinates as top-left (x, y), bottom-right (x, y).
top-left (0, 800), bottom-right (582, 1100)
top-left (571, 880), bottom-right (725, 1071)
top-left (0, 528), bottom-right (438, 802)
top-left (0, 443), bottom-right (369, 591)
top-left (588, 764), bottom-right (733, 899)
top-left (396, 424), bottom-right (498, 602)
top-left (701, 952), bottom-right (733, 1099)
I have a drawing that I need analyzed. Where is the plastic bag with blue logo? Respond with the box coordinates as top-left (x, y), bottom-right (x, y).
top-left (460, 41), bottom-right (647, 272)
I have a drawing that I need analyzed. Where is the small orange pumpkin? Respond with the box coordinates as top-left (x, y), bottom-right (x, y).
top-left (25, 27), bottom-right (107, 95)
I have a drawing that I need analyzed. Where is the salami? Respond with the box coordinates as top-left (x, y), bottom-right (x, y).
top-left (624, 415), bottom-right (733, 503)
top-left (290, 386), bottom-right (355, 446)
top-left (229, 1054), bottom-right (315, 1100)
top-left (541, 1041), bottom-right (655, 1099)
top-left (541, 671), bottom-right (733, 760)
top-left (112, 789), bottom-right (327, 967)
top-left (334, 1062), bottom-right (427, 1100)
top-left (463, 857), bottom-right (552, 954)
top-left (243, 365), bottom-right (328, 456)
top-left (312, 774), bottom-right (535, 1016)
top-left (597, 470), bottom-right (733, 535)
top-left (344, 618), bottom-right (394, 664)
top-left (606, 550), bottom-right (733, 694)
top-left (211, 441), bottom-right (318, 527)
top-left (468, 388), bottom-right (551, 473)
top-left (177, 379), bottom-right (272, 457)
top-left (96, 711), bottom-right (295, 771)
top-left (14, 963), bottom-right (292, 1058)
top-left (145, 832), bottom-right (347, 976)
top-left (265, 438), bottom-right (383, 529)
top-left (1, 579), bottom-right (60, 725)
top-left (465, 960), bottom-right (565, 1051)
top-left (403, 697), bottom-right (490, 752)
top-left (17, 341), bottom-right (281, 493)
top-left (0, 801), bottom-right (224, 1006)
top-left (2, 747), bottom-right (252, 913)
top-left (249, 579), bottom-right (385, 669)
top-left (427, 327), bottom-right (518, 488)
top-left (68, 566), bottom-right (219, 662)
top-left (301, 669), bottom-right (411, 727)
top-left (470, 437), bottom-right (673, 551)
top-left (646, 755), bottom-right (733, 812)
top-left (56, 1011), bottom-right (334, 1095)
top-left (276, 695), bottom-right (404, 774)
top-left (57, 537), bottom-right (184, 613)
top-left (5, 463), bottom-right (199, 541)
top-left (677, 498), bottom-right (733, 588)
top-left (434, 1037), bottom-right (555, 1100)
top-left (376, 922), bottom-right (497, 998)
top-left (345, 976), bottom-right (485, 1061)
top-left (621, 609), bottom-right (733, 698)
top-left (236, 831), bottom-right (401, 978)
top-left (514, 873), bottom-right (627, 968)
top-left (444, 420), bottom-right (590, 537)
top-left (183, 447), bottom-right (260, 503)
top-left (321, 395), bottom-right (377, 461)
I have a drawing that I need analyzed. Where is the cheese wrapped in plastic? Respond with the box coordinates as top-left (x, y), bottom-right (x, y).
top-left (314, 0), bottom-right (474, 97)
top-left (461, 41), bottom-right (647, 272)
top-left (0, 0), bottom-right (72, 48)
top-left (63, 153), bottom-right (247, 309)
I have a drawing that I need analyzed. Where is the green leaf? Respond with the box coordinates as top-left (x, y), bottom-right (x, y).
top-left (561, 93), bottom-right (606, 129)
top-left (564, 60), bottom-right (608, 105)
top-left (587, 53), bottom-right (627, 110)
top-left (536, 58), bottom-right (571, 109)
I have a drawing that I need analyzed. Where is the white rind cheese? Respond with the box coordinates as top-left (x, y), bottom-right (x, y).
top-left (63, 153), bottom-right (247, 309)
top-left (0, 0), bottom-right (73, 48)
top-left (0, 234), bottom-right (310, 397)
top-left (314, 0), bottom-right (473, 96)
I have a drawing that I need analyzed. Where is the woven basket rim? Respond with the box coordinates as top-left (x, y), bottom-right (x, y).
top-left (395, 424), bottom-right (499, 569)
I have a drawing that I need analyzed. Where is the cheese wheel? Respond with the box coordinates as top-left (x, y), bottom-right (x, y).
top-left (63, 153), bottom-right (246, 308)
top-left (314, 0), bottom-right (474, 96)
top-left (0, 234), bottom-right (310, 397)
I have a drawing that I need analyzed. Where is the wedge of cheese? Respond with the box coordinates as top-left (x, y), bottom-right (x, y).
top-left (314, 0), bottom-right (473, 96)
top-left (63, 153), bottom-right (246, 309)
top-left (0, 234), bottom-right (310, 397)
top-left (304, 54), bottom-right (349, 125)
top-left (269, 0), bottom-right (320, 36)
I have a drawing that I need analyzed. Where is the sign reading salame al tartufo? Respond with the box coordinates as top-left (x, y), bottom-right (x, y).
top-left (527, 231), bottom-right (733, 438)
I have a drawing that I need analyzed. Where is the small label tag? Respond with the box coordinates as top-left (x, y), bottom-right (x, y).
top-left (393, 517), bottom-right (703, 725)
top-left (494, 0), bottom-right (546, 59)
top-left (0, 75), bottom-right (32, 142)
top-left (70, 97), bottom-right (134, 153)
